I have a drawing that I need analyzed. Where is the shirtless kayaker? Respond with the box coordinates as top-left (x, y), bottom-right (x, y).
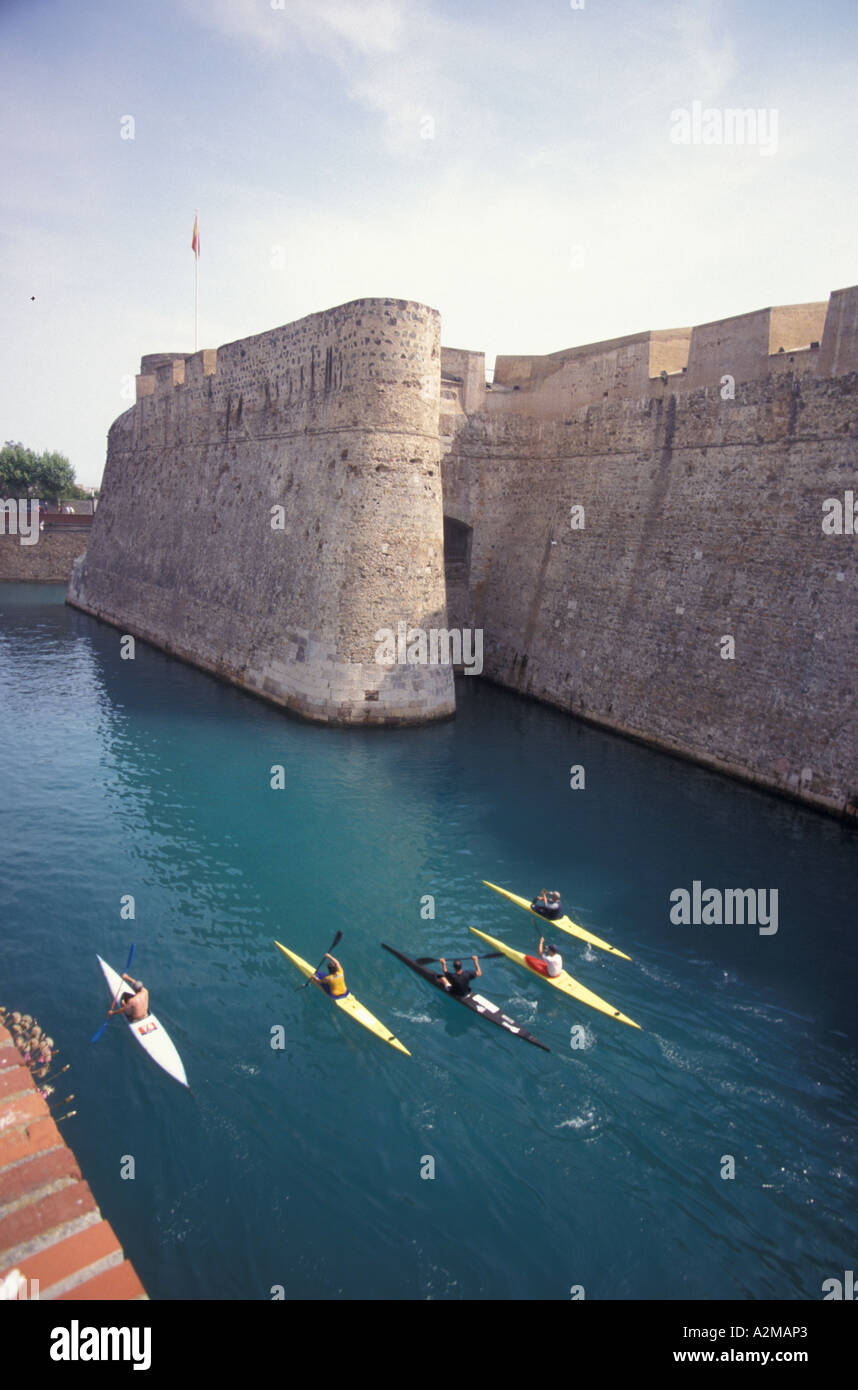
top-left (110, 974), bottom-right (150, 1022)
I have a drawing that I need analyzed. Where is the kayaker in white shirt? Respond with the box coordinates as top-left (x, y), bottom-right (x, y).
top-left (524, 938), bottom-right (563, 978)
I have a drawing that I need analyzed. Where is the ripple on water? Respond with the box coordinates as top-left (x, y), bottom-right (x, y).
top-left (3, 587), bottom-right (857, 1301)
top-left (555, 1108), bottom-right (602, 1136)
top-left (507, 993), bottom-right (540, 1022)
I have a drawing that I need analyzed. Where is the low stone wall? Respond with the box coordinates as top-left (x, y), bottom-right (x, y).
top-left (0, 532), bottom-right (88, 584)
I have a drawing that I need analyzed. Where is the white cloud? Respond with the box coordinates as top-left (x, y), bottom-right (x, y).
top-left (184, 0), bottom-right (404, 58)
top-left (2, 0), bottom-right (857, 485)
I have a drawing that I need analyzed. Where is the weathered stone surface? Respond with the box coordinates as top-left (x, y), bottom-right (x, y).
top-left (68, 298), bottom-right (455, 725)
top-left (0, 532), bottom-right (88, 583)
top-left (63, 287), bottom-right (858, 814)
top-left (442, 366), bottom-right (858, 818)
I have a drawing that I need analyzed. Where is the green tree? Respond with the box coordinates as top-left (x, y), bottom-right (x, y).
top-left (0, 442), bottom-right (34, 495)
top-left (0, 441), bottom-right (77, 500)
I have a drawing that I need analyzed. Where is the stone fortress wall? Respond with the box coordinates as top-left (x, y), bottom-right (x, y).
top-left (67, 298), bottom-right (455, 725)
top-left (441, 286), bottom-right (858, 817)
top-left (65, 285), bottom-right (858, 813)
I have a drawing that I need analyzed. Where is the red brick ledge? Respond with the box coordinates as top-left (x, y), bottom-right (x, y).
top-left (0, 1024), bottom-right (147, 1300)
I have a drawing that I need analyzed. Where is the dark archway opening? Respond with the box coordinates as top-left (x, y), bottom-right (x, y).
top-left (443, 515), bottom-right (472, 585)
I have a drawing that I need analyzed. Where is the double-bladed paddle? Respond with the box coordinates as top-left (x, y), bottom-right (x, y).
top-left (297, 930), bottom-right (343, 990)
top-left (91, 943), bottom-right (136, 1042)
top-left (415, 952), bottom-right (503, 964)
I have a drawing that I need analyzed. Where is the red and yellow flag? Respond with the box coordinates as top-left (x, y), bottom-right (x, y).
top-left (191, 215), bottom-right (200, 258)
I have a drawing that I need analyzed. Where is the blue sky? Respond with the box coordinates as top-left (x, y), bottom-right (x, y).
top-left (2, 0), bottom-right (856, 485)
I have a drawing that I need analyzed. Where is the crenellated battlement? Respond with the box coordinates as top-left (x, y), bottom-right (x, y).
top-left (440, 285), bottom-right (858, 421)
top-left (136, 350), bottom-right (217, 398)
top-left (133, 297), bottom-right (441, 433)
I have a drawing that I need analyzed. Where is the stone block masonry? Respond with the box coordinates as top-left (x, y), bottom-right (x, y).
top-left (66, 285), bottom-right (857, 814)
top-left (0, 530), bottom-right (89, 584)
top-left (442, 364), bottom-right (858, 819)
top-left (68, 298), bottom-right (455, 725)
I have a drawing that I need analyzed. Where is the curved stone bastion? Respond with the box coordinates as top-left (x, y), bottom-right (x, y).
top-left (67, 298), bottom-right (455, 725)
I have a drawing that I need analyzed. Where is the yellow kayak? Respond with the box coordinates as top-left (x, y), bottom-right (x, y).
top-left (469, 928), bottom-right (641, 1030)
top-left (274, 941), bottom-right (410, 1056)
top-left (483, 881), bottom-right (631, 961)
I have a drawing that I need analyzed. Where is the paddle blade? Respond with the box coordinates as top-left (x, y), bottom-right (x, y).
top-left (300, 930), bottom-right (344, 989)
top-left (92, 942), bottom-right (136, 1043)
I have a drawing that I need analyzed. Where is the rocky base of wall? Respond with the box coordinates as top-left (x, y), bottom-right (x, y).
top-left (67, 570), bottom-right (457, 727)
top-left (480, 673), bottom-right (857, 822)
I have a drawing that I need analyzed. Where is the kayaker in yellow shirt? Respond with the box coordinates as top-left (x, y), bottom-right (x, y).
top-left (313, 953), bottom-right (349, 998)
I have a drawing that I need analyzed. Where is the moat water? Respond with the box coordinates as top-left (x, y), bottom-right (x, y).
top-left (1, 583), bottom-right (856, 1300)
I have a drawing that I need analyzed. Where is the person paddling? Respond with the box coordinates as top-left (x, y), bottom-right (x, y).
top-left (437, 955), bottom-right (482, 998)
top-left (110, 973), bottom-right (150, 1022)
top-left (531, 889), bottom-right (563, 921)
top-left (524, 938), bottom-right (563, 978)
top-left (313, 953), bottom-right (349, 998)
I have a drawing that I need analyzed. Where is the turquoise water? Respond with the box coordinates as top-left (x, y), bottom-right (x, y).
top-left (1, 583), bottom-right (856, 1301)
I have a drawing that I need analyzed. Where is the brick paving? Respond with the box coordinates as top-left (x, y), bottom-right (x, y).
top-left (0, 1023), bottom-right (147, 1299)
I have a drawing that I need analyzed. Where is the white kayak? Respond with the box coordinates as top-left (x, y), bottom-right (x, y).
top-left (97, 955), bottom-right (189, 1088)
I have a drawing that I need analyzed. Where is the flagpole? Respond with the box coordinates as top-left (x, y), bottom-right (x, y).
top-left (193, 208), bottom-right (199, 352)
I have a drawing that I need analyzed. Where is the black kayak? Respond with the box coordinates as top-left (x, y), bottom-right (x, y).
top-left (381, 944), bottom-right (550, 1052)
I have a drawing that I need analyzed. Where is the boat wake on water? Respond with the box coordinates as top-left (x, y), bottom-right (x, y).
top-left (382, 943), bottom-right (551, 1052)
top-left (555, 1108), bottom-right (600, 1132)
